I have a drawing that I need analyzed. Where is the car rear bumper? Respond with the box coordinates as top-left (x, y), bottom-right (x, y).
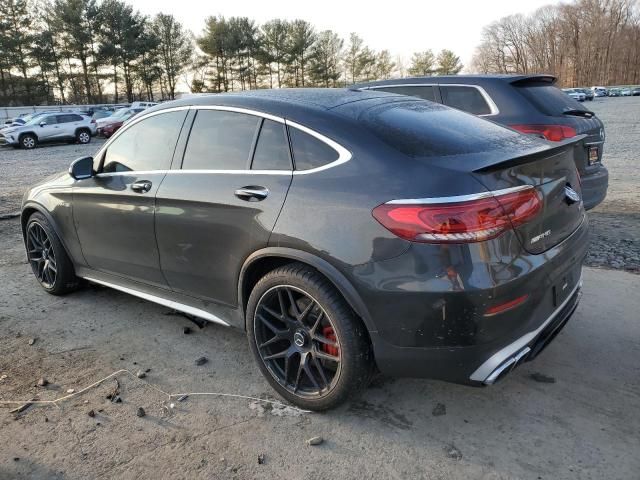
top-left (581, 165), bottom-right (608, 210)
top-left (470, 275), bottom-right (581, 384)
top-left (350, 215), bottom-right (588, 385)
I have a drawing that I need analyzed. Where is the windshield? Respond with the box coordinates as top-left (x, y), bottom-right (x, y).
top-left (24, 115), bottom-right (48, 125)
top-left (516, 82), bottom-right (588, 115)
top-left (110, 109), bottom-right (130, 119)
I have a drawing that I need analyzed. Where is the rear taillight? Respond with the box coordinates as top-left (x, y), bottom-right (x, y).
top-left (372, 187), bottom-right (541, 244)
top-left (510, 124), bottom-right (577, 142)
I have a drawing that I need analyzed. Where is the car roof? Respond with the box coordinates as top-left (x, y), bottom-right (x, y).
top-left (354, 74), bottom-right (557, 89)
top-left (145, 88), bottom-right (410, 122)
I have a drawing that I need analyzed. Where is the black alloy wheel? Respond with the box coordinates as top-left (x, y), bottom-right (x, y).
top-left (254, 285), bottom-right (342, 397)
top-left (247, 263), bottom-right (373, 410)
top-left (27, 221), bottom-right (58, 289)
top-left (25, 212), bottom-right (80, 295)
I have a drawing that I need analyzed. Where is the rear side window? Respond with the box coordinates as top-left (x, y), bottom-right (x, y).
top-left (57, 114), bottom-right (75, 123)
top-left (375, 85), bottom-right (436, 102)
top-left (440, 86), bottom-right (492, 115)
top-left (515, 82), bottom-right (588, 115)
top-left (289, 127), bottom-right (338, 171)
top-left (360, 100), bottom-right (539, 157)
top-left (251, 120), bottom-right (291, 170)
top-left (102, 111), bottom-right (186, 173)
top-left (183, 110), bottom-right (260, 170)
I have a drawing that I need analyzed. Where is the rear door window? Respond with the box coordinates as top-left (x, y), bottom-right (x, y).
top-left (440, 85), bottom-right (492, 115)
top-left (289, 127), bottom-right (339, 171)
top-left (374, 85), bottom-right (436, 102)
top-left (182, 110), bottom-right (260, 170)
top-left (515, 82), bottom-right (588, 115)
top-left (102, 111), bottom-right (187, 173)
top-left (251, 119), bottom-right (291, 170)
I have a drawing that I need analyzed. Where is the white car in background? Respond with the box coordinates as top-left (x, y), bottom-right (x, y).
top-left (591, 86), bottom-right (608, 97)
top-left (562, 88), bottom-right (586, 102)
top-left (0, 112), bottom-right (96, 149)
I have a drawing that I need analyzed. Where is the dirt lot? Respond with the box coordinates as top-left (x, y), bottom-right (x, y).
top-left (1, 99), bottom-right (639, 479)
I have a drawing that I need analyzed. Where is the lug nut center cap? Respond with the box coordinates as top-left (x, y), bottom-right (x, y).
top-left (293, 331), bottom-right (306, 348)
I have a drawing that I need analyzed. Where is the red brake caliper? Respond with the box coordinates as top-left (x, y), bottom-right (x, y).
top-left (322, 326), bottom-right (339, 357)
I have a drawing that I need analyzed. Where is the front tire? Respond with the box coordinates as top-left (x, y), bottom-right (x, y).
top-left (26, 212), bottom-right (80, 295)
top-left (20, 134), bottom-right (37, 149)
top-left (247, 263), bottom-right (373, 411)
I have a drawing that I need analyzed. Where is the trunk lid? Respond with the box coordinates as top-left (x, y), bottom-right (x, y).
top-left (472, 139), bottom-right (585, 254)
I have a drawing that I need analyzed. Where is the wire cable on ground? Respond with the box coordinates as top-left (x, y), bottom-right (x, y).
top-left (0, 369), bottom-right (311, 413)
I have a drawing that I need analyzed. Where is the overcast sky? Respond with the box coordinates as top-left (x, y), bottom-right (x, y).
top-left (133, 0), bottom-right (561, 67)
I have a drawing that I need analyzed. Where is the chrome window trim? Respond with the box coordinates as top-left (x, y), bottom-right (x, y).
top-left (285, 119), bottom-right (352, 175)
top-left (470, 272), bottom-right (583, 382)
top-left (385, 185), bottom-right (532, 205)
top-left (96, 169), bottom-right (292, 177)
top-left (362, 83), bottom-right (500, 116)
top-left (83, 276), bottom-right (230, 327)
top-left (90, 105), bottom-right (351, 177)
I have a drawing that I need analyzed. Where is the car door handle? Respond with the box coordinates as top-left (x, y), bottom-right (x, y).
top-left (234, 186), bottom-right (269, 201)
top-left (131, 180), bottom-right (152, 193)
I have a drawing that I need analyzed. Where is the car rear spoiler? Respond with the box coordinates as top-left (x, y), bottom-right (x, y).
top-left (473, 135), bottom-right (587, 173)
top-left (508, 75), bottom-right (557, 86)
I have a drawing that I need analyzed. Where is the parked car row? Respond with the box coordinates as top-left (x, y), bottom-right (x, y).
top-left (590, 85), bottom-right (639, 97)
top-left (0, 101), bottom-right (157, 148)
top-left (22, 79), bottom-right (595, 410)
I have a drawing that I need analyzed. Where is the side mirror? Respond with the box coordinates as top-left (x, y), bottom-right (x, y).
top-left (39, 121), bottom-right (47, 127)
top-left (69, 156), bottom-right (94, 180)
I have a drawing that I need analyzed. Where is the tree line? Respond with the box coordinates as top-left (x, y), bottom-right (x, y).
top-left (0, 0), bottom-right (464, 106)
top-left (471, 0), bottom-right (640, 87)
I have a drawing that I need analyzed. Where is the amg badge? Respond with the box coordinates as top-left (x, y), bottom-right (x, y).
top-left (531, 230), bottom-right (551, 244)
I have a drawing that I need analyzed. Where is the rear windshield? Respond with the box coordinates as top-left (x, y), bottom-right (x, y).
top-left (515, 82), bottom-right (588, 115)
top-left (360, 100), bottom-right (540, 157)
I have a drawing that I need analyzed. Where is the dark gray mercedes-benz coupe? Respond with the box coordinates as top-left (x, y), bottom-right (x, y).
top-left (21, 89), bottom-right (587, 410)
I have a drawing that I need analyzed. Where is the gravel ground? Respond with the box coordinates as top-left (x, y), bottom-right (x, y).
top-left (1, 97), bottom-right (638, 272)
top-left (0, 102), bottom-right (639, 478)
top-left (0, 214), bottom-right (639, 479)
top-left (583, 97), bottom-right (640, 273)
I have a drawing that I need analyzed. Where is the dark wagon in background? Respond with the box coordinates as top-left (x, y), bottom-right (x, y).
top-left (22, 89), bottom-right (587, 410)
top-left (355, 74), bottom-right (608, 210)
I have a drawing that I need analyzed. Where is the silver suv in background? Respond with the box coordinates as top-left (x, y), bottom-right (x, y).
top-left (0, 113), bottom-right (96, 149)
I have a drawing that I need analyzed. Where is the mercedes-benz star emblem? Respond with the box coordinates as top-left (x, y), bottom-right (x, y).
top-left (294, 331), bottom-right (306, 347)
top-left (564, 185), bottom-right (580, 205)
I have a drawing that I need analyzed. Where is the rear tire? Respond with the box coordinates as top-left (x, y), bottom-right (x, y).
top-left (76, 129), bottom-right (91, 144)
top-left (25, 212), bottom-right (81, 295)
top-left (247, 263), bottom-right (373, 411)
top-left (20, 134), bottom-right (37, 149)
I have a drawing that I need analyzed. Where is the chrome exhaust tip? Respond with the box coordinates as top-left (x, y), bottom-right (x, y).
top-left (484, 347), bottom-right (531, 385)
